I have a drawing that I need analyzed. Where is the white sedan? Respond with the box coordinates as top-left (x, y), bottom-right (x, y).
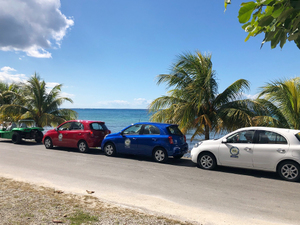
top-left (191, 127), bottom-right (300, 182)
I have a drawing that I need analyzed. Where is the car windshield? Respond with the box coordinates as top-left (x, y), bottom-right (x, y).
top-left (123, 124), bottom-right (142, 135)
top-left (167, 125), bottom-right (183, 136)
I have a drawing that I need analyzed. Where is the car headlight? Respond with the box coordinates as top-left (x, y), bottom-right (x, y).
top-left (194, 142), bottom-right (203, 148)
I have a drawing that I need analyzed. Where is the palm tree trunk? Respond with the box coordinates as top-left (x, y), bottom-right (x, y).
top-left (205, 125), bottom-right (210, 140)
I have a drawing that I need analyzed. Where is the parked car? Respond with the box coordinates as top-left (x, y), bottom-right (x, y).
top-left (101, 122), bottom-right (188, 162)
top-left (42, 120), bottom-right (111, 153)
top-left (0, 120), bottom-right (43, 144)
top-left (191, 126), bottom-right (300, 181)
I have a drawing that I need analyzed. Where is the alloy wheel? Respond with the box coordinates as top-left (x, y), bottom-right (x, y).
top-left (200, 155), bottom-right (213, 169)
top-left (281, 163), bottom-right (299, 180)
top-left (155, 149), bottom-right (165, 162)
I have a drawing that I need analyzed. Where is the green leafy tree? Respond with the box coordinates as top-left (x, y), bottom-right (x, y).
top-left (225, 0), bottom-right (300, 49)
top-left (0, 82), bottom-right (22, 122)
top-left (0, 73), bottom-right (77, 127)
top-left (257, 77), bottom-right (300, 129)
top-left (149, 51), bottom-right (258, 140)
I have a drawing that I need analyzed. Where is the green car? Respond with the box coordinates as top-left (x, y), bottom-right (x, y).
top-left (0, 120), bottom-right (44, 144)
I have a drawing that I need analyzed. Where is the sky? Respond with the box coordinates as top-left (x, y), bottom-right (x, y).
top-left (0, 0), bottom-right (299, 109)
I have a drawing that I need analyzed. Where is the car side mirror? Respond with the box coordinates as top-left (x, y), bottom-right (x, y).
top-left (222, 138), bottom-right (227, 143)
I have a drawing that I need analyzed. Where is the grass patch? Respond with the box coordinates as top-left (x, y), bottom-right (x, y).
top-left (68, 210), bottom-right (98, 225)
top-left (0, 177), bottom-right (197, 225)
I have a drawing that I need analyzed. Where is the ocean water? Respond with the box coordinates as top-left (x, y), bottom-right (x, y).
top-left (74, 108), bottom-right (151, 133)
top-left (72, 108), bottom-right (214, 150)
top-left (45, 108), bottom-right (223, 150)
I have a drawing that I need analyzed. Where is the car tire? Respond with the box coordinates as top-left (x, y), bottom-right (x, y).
top-left (104, 143), bottom-right (116, 156)
top-left (44, 137), bottom-right (53, 149)
top-left (12, 132), bottom-right (21, 144)
top-left (78, 140), bottom-right (89, 153)
top-left (197, 152), bottom-right (216, 170)
top-left (173, 154), bottom-right (184, 159)
top-left (278, 161), bottom-right (300, 182)
top-left (153, 148), bottom-right (168, 163)
top-left (35, 130), bottom-right (43, 143)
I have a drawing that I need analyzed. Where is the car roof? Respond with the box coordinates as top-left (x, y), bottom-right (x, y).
top-left (64, 120), bottom-right (105, 124)
top-left (235, 126), bottom-right (300, 134)
top-left (133, 122), bottom-right (178, 127)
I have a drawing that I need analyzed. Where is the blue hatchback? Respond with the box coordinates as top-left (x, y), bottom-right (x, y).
top-left (101, 122), bottom-right (188, 162)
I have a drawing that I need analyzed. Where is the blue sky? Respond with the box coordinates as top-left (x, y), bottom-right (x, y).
top-left (0, 0), bottom-right (299, 109)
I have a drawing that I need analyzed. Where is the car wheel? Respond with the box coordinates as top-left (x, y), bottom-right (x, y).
top-left (12, 132), bottom-right (21, 144)
top-left (173, 154), bottom-right (184, 159)
top-left (35, 130), bottom-right (43, 143)
top-left (104, 143), bottom-right (116, 156)
top-left (197, 152), bottom-right (216, 170)
top-left (78, 140), bottom-right (89, 153)
top-left (153, 148), bottom-right (168, 163)
top-left (278, 161), bottom-right (300, 182)
top-left (44, 137), bottom-right (53, 149)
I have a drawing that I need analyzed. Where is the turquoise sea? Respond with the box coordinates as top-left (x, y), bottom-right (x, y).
top-left (45, 108), bottom-right (223, 150)
top-left (71, 108), bottom-right (219, 149)
top-left (74, 108), bottom-right (151, 134)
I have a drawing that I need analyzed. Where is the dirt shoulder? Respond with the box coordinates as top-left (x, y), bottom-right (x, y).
top-left (0, 177), bottom-right (198, 225)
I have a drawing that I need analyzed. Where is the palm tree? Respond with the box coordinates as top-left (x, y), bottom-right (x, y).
top-left (256, 77), bottom-right (300, 129)
top-left (0, 73), bottom-right (77, 127)
top-left (0, 82), bottom-right (22, 122)
top-left (149, 51), bottom-right (258, 140)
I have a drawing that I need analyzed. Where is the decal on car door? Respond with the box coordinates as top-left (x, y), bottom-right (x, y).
top-left (125, 138), bottom-right (131, 148)
top-left (59, 133), bottom-right (63, 141)
top-left (230, 146), bottom-right (239, 158)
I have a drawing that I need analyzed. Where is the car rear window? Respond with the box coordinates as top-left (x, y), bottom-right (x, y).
top-left (295, 132), bottom-right (300, 142)
top-left (90, 123), bottom-right (107, 131)
top-left (167, 125), bottom-right (183, 136)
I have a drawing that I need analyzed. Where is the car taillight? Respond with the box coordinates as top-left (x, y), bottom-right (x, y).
top-left (168, 136), bottom-right (174, 144)
top-left (90, 131), bottom-right (94, 137)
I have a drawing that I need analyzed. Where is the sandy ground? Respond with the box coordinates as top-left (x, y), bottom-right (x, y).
top-left (0, 172), bottom-right (289, 225)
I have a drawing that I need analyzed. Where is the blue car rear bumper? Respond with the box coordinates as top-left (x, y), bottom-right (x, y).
top-left (169, 143), bottom-right (188, 156)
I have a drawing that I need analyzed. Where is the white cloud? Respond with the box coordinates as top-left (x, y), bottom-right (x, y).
top-left (96, 98), bottom-right (152, 108)
top-left (242, 92), bottom-right (259, 99)
top-left (45, 82), bottom-right (74, 99)
top-left (134, 98), bottom-right (152, 105)
top-left (60, 92), bottom-right (75, 98)
top-left (97, 100), bottom-right (130, 107)
top-left (0, 0), bottom-right (74, 58)
top-left (46, 82), bottom-right (60, 89)
top-left (0, 66), bottom-right (27, 83)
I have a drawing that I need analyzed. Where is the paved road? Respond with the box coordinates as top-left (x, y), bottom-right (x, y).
top-left (0, 140), bottom-right (299, 225)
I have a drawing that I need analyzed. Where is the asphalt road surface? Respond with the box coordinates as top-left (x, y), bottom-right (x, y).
top-left (0, 139), bottom-right (299, 225)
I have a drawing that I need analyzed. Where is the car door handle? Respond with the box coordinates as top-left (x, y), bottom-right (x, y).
top-left (132, 138), bottom-right (136, 140)
top-left (152, 138), bottom-right (157, 141)
top-left (244, 147), bottom-right (252, 152)
top-left (277, 149), bottom-right (286, 153)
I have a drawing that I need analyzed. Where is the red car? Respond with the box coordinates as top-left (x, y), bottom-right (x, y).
top-left (42, 120), bottom-right (111, 153)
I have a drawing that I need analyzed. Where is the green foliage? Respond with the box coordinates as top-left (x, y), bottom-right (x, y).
top-left (226, 0), bottom-right (300, 49)
top-left (68, 210), bottom-right (98, 225)
top-left (149, 51), bottom-right (258, 140)
top-left (0, 73), bottom-right (77, 126)
top-left (257, 77), bottom-right (300, 129)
